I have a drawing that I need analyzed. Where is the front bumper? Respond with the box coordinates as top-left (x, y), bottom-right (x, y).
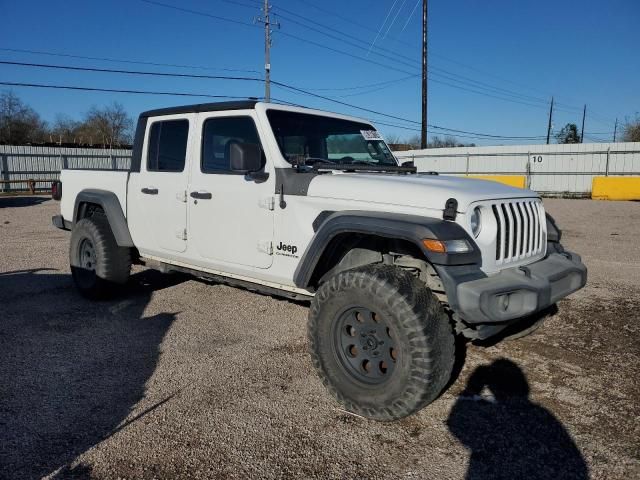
top-left (438, 250), bottom-right (587, 324)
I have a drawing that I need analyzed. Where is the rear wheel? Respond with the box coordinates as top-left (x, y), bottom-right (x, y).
top-left (308, 264), bottom-right (455, 421)
top-left (69, 214), bottom-right (131, 299)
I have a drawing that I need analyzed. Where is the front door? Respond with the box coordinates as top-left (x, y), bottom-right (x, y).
top-left (128, 115), bottom-right (192, 255)
top-left (188, 111), bottom-right (275, 269)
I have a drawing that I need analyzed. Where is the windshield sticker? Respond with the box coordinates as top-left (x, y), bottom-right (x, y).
top-left (360, 130), bottom-right (383, 141)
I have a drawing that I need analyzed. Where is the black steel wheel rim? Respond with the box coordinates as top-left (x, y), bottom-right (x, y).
top-left (78, 238), bottom-right (97, 271)
top-left (333, 307), bottom-right (398, 385)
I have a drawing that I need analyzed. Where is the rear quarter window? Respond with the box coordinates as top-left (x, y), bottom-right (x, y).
top-left (147, 119), bottom-right (189, 172)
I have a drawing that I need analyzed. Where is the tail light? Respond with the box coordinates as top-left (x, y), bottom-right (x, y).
top-left (52, 181), bottom-right (62, 200)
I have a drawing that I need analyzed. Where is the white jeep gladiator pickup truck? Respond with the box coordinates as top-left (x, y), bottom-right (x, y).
top-left (52, 100), bottom-right (586, 420)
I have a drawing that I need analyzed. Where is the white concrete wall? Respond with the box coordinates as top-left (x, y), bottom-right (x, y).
top-left (395, 142), bottom-right (640, 196)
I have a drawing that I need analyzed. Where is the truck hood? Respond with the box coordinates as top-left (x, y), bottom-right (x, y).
top-left (307, 172), bottom-right (538, 212)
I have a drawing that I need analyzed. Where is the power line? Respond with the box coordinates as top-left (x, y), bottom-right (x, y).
top-left (217, 0), bottom-right (262, 9)
top-left (271, 11), bottom-right (419, 72)
top-left (428, 77), bottom-right (549, 110)
top-left (430, 125), bottom-right (545, 140)
top-left (0, 43), bottom-right (578, 113)
top-left (146, 0), bottom-right (616, 126)
top-left (382, 0), bottom-right (410, 41)
top-left (0, 81), bottom-right (256, 100)
top-left (0, 60), bottom-right (263, 83)
top-left (1, 58), bottom-right (609, 141)
top-left (275, 30), bottom-right (416, 76)
top-left (271, 80), bottom-right (421, 124)
top-left (0, 59), bottom-right (417, 125)
top-left (270, 5), bottom-right (420, 66)
top-left (367, 0), bottom-right (401, 56)
top-left (135, 0), bottom-right (616, 121)
top-left (288, 0), bottom-right (545, 107)
top-left (334, 82), bottom-right (414, 98)
top-left (299, 74), bottom-right (419, 92)
top-left (274, 0), bottom-right (556, 106)
top-left (139, 0), bottom-right (258, 28)
top-left (266, 0), bottom-right (592, 111)
top-left (1, 46), bottom-right (417, 95)
top-left (290, 0), bottom-right (416, 50)
top-left (0, 59), bottom-right (420, 125)
top-left (271, 82), bottom-right (548, 139)
top-left (370, 120), bottom-right (546, 140)
top-left (271, 30), bottom-right (586, 112)
top-left (285, 5), bottom-right (616, 123)
top-left (401, 0), bottom-right (422, 33)
top-left (0, 47), bottom-right (261, 75)
top-left (206, 0), bottom-right (423, 69)
top-left (2, 78), bottom-right (552, 141)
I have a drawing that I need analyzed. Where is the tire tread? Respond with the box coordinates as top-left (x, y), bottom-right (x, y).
top-left (308, 264), bottom-right (455, 421)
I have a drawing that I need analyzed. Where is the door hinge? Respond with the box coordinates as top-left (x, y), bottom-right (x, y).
top-left (259, 196), bottom-right (275, 211)
top-left (176, 190), bottom-right (187, 203)
top-left (258, 240), bottom-right (273, 255)
top-left (176, 228), bottom-right (187, 241)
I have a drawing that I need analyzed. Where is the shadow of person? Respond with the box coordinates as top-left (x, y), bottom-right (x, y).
top-left (446, 359), bottom-right (589, 480)
top-left (0, 268), bottom-right (186, 479)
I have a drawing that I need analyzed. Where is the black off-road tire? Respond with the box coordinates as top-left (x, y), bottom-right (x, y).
top-left (69, 214), bottom-right (131, 299)
top-left (308, 264), bottom-right (455, 421)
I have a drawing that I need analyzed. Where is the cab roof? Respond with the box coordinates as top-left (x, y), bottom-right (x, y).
top-left (138, 100), bottom-right (372, 127)
top-left (139, 100), bottom-right (259, 118)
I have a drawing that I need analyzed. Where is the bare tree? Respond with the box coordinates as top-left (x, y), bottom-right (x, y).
top-left (406, 134), bottom-right (421, 149)
top-left (428, 135), bottom-right (475, 148)
top-left (0, 91), bottom-right (48, 144)
top-left (81, 102), bottom-right (133, 147)
top-left (50, 114), bottom-right (81, 145)
top-left (384, 133), bottom-right (402, 145)
top-left (622, 115), bottom-right (640, 142)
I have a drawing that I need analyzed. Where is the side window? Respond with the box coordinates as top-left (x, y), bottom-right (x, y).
top-left (202, 116), bottom-right (263, 173)
top-left (147, 119), bottom-right (189, 172)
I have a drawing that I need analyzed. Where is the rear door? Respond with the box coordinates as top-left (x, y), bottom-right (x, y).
top-left (187, 111), bottom-right (275, 269)
top-left (127, 114), bottom-right (193, 256)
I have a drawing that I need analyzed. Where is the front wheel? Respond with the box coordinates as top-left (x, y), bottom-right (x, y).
top-left (308, 264), bottom-right (455, 421)
top-left (69, 214), bottom-right (131, 299)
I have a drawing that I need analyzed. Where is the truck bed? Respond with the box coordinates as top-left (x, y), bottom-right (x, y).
top-left (59, 170), bottom-right (130, 223)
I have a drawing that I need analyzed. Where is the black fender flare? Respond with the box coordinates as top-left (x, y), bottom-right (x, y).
top-left (73, 189), bottom-right (134, 247)
top-left (293, 210), bottom-right (481, 288)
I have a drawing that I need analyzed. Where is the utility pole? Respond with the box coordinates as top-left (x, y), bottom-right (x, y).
top-left (420, 0), bottom-right (428, 149)
top-left (613, 118), bottom-right (618, 142)
top-left (580, 104), bottom-right (586, 143)
top-left (256, 1), bottom-right (278, 102)
top-left (546, 96), bottom-right (554, 144)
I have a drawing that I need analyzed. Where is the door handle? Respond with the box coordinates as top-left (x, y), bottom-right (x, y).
top-left (141, 187), bottom-right (158, 195)
top-left (190, 191), bottom-right (212, 200)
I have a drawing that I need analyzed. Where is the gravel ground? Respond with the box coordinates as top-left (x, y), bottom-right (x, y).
top-left (0, 196), bottom-right (638, 480)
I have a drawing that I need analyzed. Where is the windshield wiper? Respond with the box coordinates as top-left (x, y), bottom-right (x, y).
top-left (288, 156), bottom-right (336, 167)
top-left (312, 162), bottom-right (417, 173)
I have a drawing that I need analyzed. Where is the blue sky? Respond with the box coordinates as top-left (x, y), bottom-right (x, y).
top-left (0, 0), bottom-right (637, 145)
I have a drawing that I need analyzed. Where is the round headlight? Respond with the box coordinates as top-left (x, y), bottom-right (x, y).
top-left (470, 206), bottom-right (482, 237)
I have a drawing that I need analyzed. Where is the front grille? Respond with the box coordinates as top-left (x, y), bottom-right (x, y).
top-left (491, 200), bottom-right (545, 264)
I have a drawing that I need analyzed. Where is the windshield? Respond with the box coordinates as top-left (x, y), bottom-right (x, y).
top-left (266, 109), bottom-right (397, 166)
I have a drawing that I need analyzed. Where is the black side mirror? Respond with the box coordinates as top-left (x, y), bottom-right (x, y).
top-left (229, 141), bottom-right (262, 173)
